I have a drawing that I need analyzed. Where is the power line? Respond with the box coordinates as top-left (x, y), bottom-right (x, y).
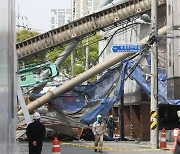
top-left (16, 24), bottom-right (46, 33)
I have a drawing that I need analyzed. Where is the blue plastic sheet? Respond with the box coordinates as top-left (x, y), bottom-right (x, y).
top-left (80, 62), bottom-right (128, 124)
top-left (30, 54), bottom-right (180, 126)
top-left (80, 55), bottom-right (180, 125)
top-left (49, 65), bottom-right (122, 114)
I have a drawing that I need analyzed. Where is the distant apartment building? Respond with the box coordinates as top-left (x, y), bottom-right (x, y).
top-left (51, 9), bottom-right (72, 30)
top-left (72, 0), bottom-right (102, 19)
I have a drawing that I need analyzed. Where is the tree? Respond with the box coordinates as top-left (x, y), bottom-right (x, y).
top-left (16, 30), bottom-right (47, 65)
top-left (47, 35), bottom-right (101, 79)
top-left (17, 29), bottom-right (101, 81)
top-left (16, 30), bottom-right (39, 43)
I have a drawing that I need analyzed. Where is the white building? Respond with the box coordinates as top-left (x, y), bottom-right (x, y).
top-left (72, 0), bottom-right (102, 19)
top-left (51, 9), bottom-right (72, 29)
top-left (97, 0), bottom-right (168, 107)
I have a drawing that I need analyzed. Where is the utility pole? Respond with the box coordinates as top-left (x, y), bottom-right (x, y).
top-left (71, 0), bottom-right (76, 78)
top-left (85, 36), bottom-right (89, 71)
top-left (120, 89), bottom-right (125, 140)
top-left (71, 53), bottom-right (74, 78)
top-left (150, 0), bottom-right (158, 149)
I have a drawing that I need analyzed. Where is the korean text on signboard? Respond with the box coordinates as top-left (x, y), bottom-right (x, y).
top-left (112, 44), bottom-right (142, 53)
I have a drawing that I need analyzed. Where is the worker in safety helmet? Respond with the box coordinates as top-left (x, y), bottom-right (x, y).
top-left (92, 114), bottom-right (105, 153)
top-left (26, 112), bottom-right (46, 154)
top-left (106, 115), bottom-right (115, 138)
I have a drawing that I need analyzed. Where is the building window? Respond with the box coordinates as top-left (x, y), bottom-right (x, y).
top-left (51, 25), bottom-right (55, 29)
top-left (169, 43), bottom-right (172, 66)
top-left (51, 17), bottom-right (55, 24)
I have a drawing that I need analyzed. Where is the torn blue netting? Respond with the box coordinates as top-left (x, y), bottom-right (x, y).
top-left (80, 62), bottom-right (128, 125)
top-left (30, 54), bottom-right (180, 126)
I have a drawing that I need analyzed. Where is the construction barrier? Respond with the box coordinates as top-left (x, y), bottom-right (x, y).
top-left (160, 128), bottom-right (167, 149)
top-left (52, 137), bottom-right (61, 154)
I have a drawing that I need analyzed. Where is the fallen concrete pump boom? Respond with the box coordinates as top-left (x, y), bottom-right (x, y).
top-left (55, 0), bottom-right (113, 69)
top-left (18, 26), bottom-right (167, 115)
top-left (16, 0), bottom-right (165, 60)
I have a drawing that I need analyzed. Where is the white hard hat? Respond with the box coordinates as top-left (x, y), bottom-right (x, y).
top-left (177, 110), bottom-right (180, 118)
top-left (110, 115), bottom-right (113, 118)
top-left (33, 112), bottom-right (41, 120)
top-left (97, 114), bottom-right (102, 119)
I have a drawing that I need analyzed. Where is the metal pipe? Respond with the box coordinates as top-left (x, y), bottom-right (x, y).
top-left (96, 0), bottom-right (130, 12)
top-left (99, 0), bottom-right (113, 7)
top-left (18, 26), bottom-right (167, 115)
top-left (55, 0), bottom-right (112, 70)
top-left (55, 41), bottom-right (78, 68)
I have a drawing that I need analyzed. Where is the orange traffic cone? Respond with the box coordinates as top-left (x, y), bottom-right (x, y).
top-left (172, 128), bottom-right (180, 152)
top-left (160, 128), bottom-right (167, 149)
top-left (52, 137), bottom-right (61, 154)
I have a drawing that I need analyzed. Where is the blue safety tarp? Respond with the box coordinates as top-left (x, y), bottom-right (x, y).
top-left (80, 55), bottom-right (180, 125)
top-left (30, 54), bottom-right (180, 126)
top-left (131, 54), bottom-right (180, 105)
top-left (80, 62), bottom-right (128, 124)
top-left (49, 65), bottom-right (122, 114)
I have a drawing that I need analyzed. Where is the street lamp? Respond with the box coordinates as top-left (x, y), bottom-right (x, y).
top-left (135, 14), bottom-right (151, 25)
top-left (141, 14), bottom-right (151, 23)
top-left (135, 18), bottom-right (151, 25)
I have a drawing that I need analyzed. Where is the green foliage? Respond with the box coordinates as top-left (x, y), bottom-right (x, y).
top-left (16, 30), bottom-right (39, 43)
top-left (17, 29), bottom-right (101, 81)
top-left (16, 30), bottom-right (47, 65)
top-left (20, 53), bottom-right (47, 65)
top-left (47, 47), bottom-right (64, 63)
top-left (46, 35), bottom-right (101, 79)
top-left (61, 55), bottom-right (71, 75)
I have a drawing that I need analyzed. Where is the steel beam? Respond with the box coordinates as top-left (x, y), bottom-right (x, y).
top-left (17, 0), bottom-right (165, 60)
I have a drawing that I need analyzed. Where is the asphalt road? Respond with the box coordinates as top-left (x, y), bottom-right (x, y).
top-left (16, 141), bottom-right (173, 154)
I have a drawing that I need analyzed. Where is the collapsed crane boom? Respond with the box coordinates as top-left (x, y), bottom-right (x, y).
top-left (18, 26), bottom-right (167, 115)
top-left (17, 0), bottom-right (165, 60)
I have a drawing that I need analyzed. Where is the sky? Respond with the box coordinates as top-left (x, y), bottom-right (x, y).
top-left (15, 0), bottom-right (71, 32)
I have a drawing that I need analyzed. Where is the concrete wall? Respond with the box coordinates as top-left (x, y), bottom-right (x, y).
top-left (120, 103), bottom-right (150, 141)
top-left (141, 104), bottom-right (150, 141)
top-left (113, 103), bottom-right (179, 142)
top-left (167, 0), bottom-right (180, 99)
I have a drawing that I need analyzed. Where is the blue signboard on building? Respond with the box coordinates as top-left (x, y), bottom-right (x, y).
top-left (112, 44), bottom-right (142, 53)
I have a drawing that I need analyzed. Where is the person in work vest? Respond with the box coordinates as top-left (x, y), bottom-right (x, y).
top-left (26, 112), bottom-right (46, 154)
top-left (92, 114), bottom-right (105, 153)
top-left (106, 115), bottom-right (115, 138)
